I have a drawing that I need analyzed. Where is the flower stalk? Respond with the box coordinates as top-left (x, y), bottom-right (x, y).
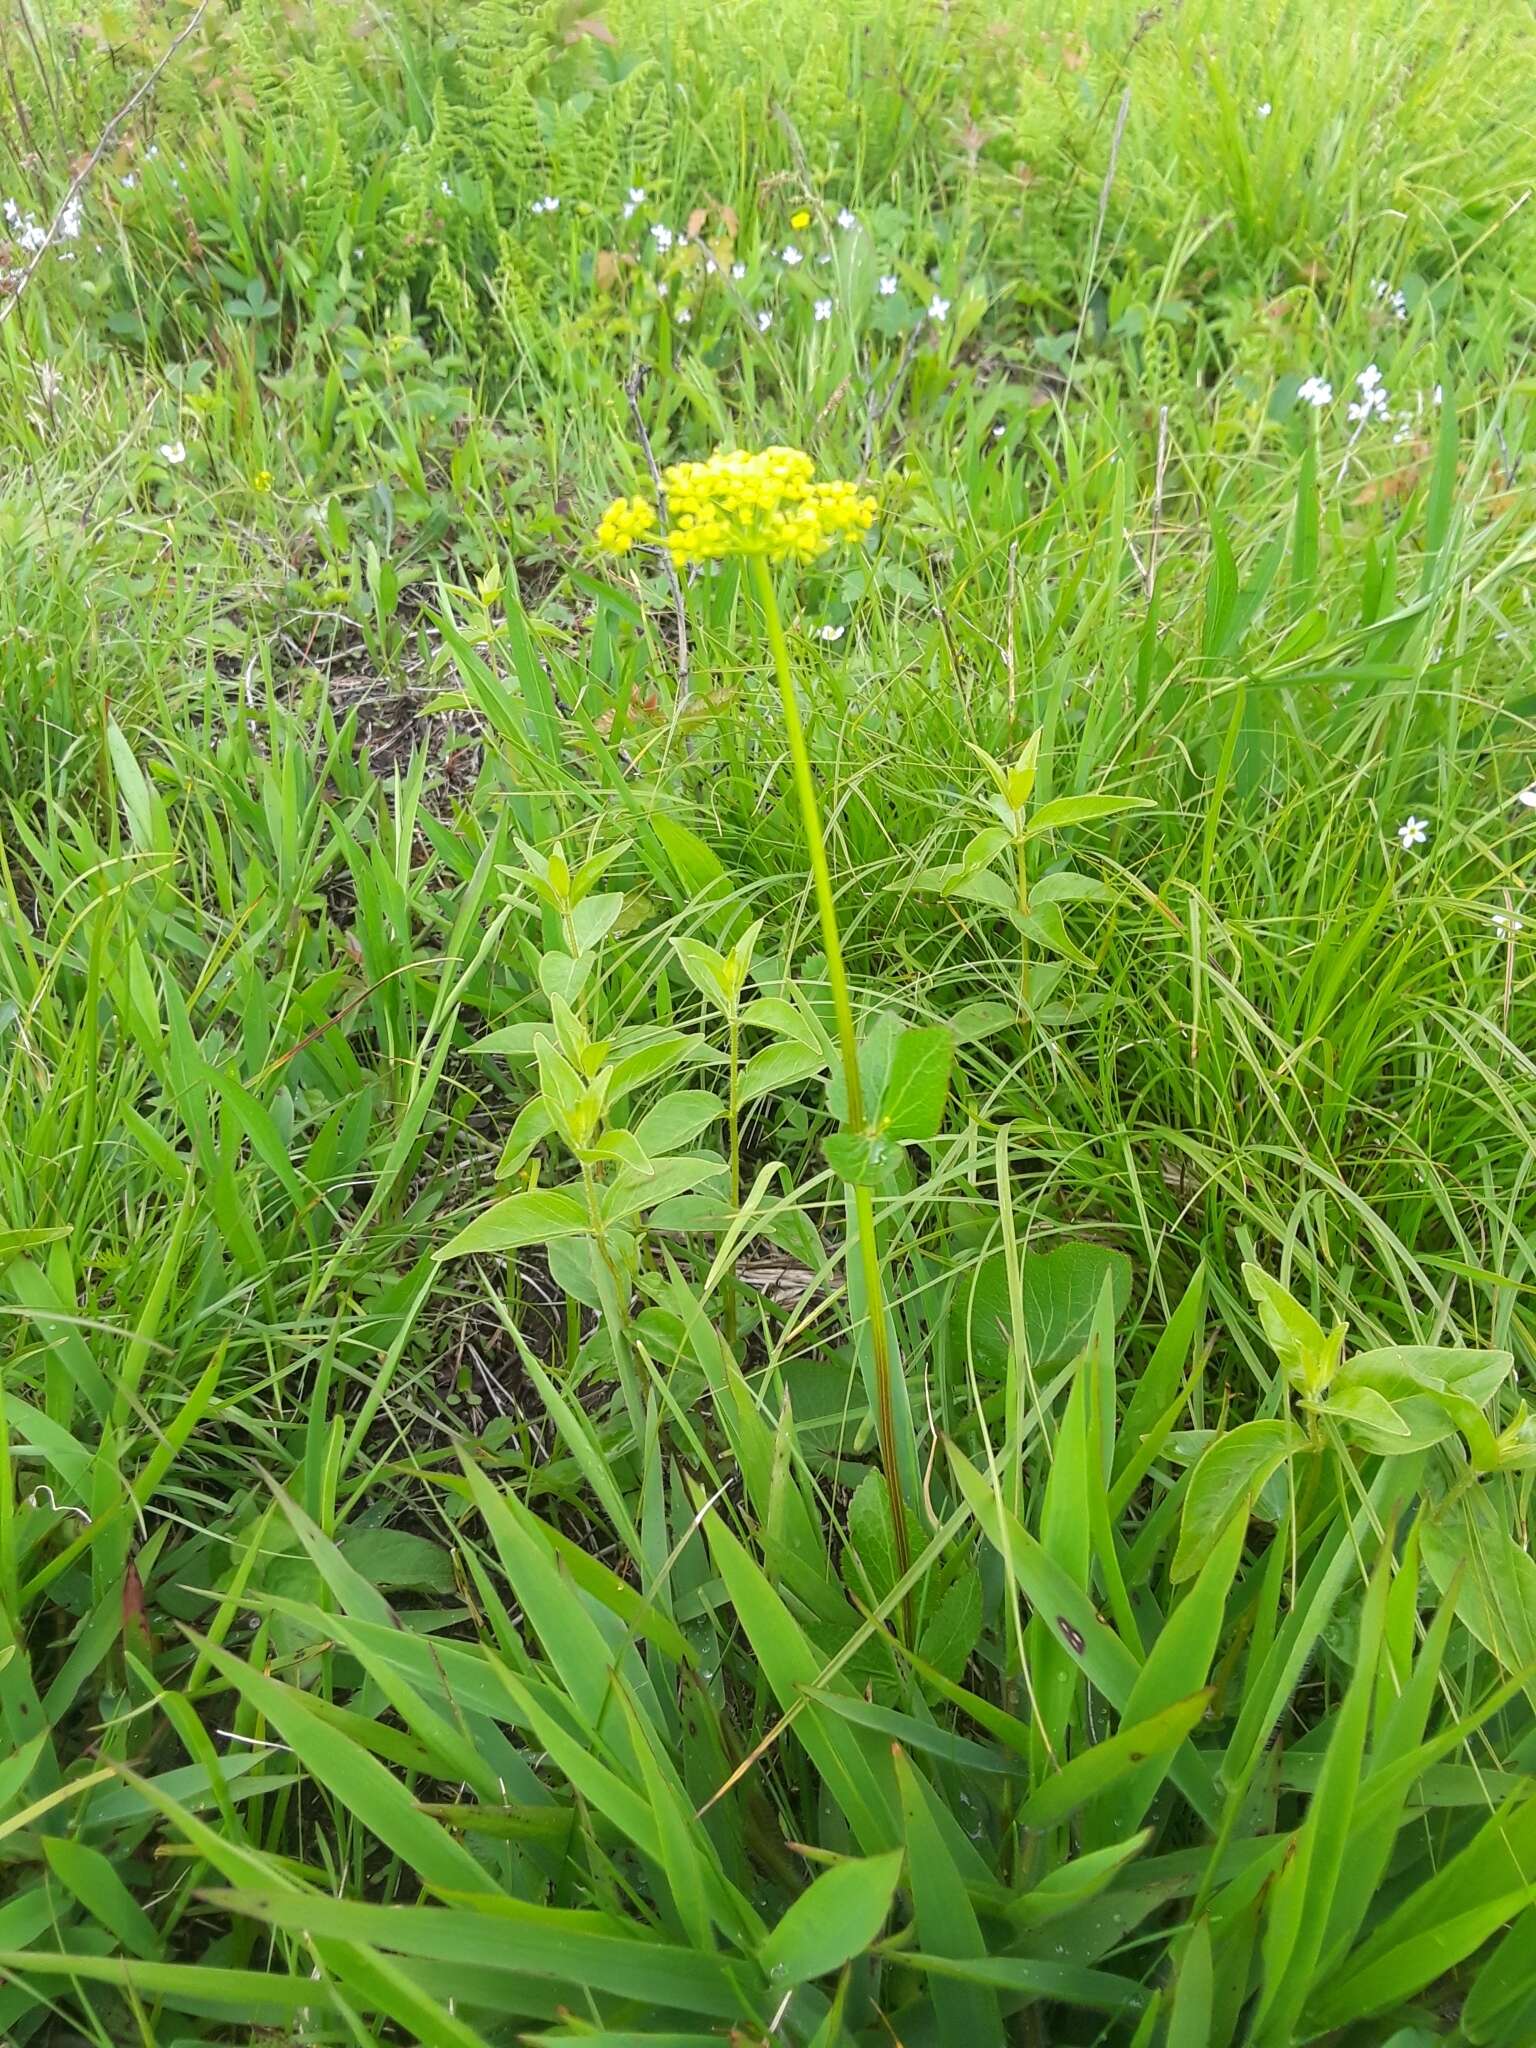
top-left (746, 551), bottom-right (914, 1615)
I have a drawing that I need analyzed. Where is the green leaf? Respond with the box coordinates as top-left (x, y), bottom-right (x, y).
top-left (917, 1566), bottom-right (983, 1683)
top-left (943, 868), bottom-right (1017, 913)
top-left (875, 1025), bottom-right (952, 1141)
top-left (335, 1527), bottom-right (455, 1593)
top-left (1172, 1419), bottom-right (1307, 1582)
top-left (652, 812), bottom-right (728, 899)
top-left (1019, 1691), bottom-right (1212, 1829)
top-left (635, 1090), bottom-right (724, 1155)
top-left (738, 1040), bottom-right (826, 1106)
top-left (757, 1850), bottom-right (903, 1986)
top-left (206, 1889), bottom-right (759, 2022)
top-left (437, 1189), bottom-right (590, 1258)
top-left (1024, 793), bottom-right (1153, 837)
top-left (895, 1749), bottom-right (1002, 2046)
top-left (1243, 1262), bottom-right (1344, 1395)
top-left (951, 1240), bottom-right (1133, 1376)
top-left (824, 1131), bottom-right (905, 1186)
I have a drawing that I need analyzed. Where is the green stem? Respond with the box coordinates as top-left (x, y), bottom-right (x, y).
top-left (747, 553), bottom-right (914, 1614)
top-left (1014, 834), bottom-right (1030, 1016)
top-left (725, 1006), bottom-right (741, 1352)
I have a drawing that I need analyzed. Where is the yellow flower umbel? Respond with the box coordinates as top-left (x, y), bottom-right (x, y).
top-left (594, 447), bottom-right (876, 568)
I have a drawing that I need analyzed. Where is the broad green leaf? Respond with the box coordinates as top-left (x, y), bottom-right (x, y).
top-left (874, 1025), bottom-right (952, 1141)
top-left (1242, 1262), bottom-right (1344, 1396)
top-left (738, 1040), bottom-right (826, 1105)
top-left (952, 1239), bottom-right (1133, 1377)
top-left (1171, 1419), bottom-right (1306, 1583)
top-left (757, 1849), bottom-right (903, 1987)
top-left (635, 1090), bottom-right (724, 1155)
top-left (1024, 792), bottom-right (1154, 837)
top-left (823, 1130), bottom-right (904, 1186)
top-left (437, 1188), bottom-right (589, 1258)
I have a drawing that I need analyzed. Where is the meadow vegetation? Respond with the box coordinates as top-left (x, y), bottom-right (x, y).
top-left (3, 0), bottom-right (1536, 2039)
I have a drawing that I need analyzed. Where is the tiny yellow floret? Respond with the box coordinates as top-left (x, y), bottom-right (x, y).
top-left (594, 447), bottom-right (877, 568)
top-left (790, 208), bottom-right (812, 230)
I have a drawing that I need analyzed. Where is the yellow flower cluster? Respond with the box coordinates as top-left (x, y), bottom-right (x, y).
top-left (594, 494), bottom-right (658, 554)
top-left (595, 447), bottom-right (877, 566)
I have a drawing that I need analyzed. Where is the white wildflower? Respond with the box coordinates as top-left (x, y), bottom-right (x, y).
top-left (157, 439), bottom-right (187, 465)
top-left (928, 293), bottom-right (950, 322)
top-left (1297, 375), bottom-right (1333, 408)
top-left (1515, 786), bottom-right (1536, 809)
top-left (818, 623), bottom-right (845, 641)
top-left (1493, 912), bottom-right (1524, 935)
top-left (837, 208), bottom-right (857, 229)
top-left (1347, 365), bottom-right (1390, 425)
top-left (676, 306), bottom-right (691, 323)
top-left (1396, 815), bottom-right (1428, 850)
top-left (756, 309), bottom-right (773, 333)
top-left (651, 223), bottom-right (674, 251)
top-left (1257, 101), bottom-right (1272, 118)
top-left (731, 261), bottom-right (747, 279)
top-left (623, 186), bottom-right (645, 219)
top-left (813, 297), bottom-right (833, 322)
top-left (781, 244), bottom-right (802, 267)
top-left (878, 274), bottom-right (898, 296)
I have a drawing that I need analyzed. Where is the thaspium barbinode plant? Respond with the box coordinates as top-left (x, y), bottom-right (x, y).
top-left (597, 447), bottom-right (948, 1606)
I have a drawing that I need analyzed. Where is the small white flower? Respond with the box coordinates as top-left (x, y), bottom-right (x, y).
top-left (145, 145), bottom-right (160, 161)
top-left (992, 422), bottom-right (1006, 439)
top-left (1297, 375), bottom-right (1333, 408)
top-left (628, 186), bottom-right (646, 204)
top-left (1493, 911), bottom-right (1524, 935)
top-left (120, 173), bottom-right (138, 191)
top-left (440, 180), bottom-right (453, 198)
top-left (813, 297), bottom-right (833, 322)
top-left (731, 261), bottom-right (747, 279)
top-left (756, 309), bottom-right (773, 333)
top-left (657, 281), bottom-right (669, 297)
top-left (530, 198), bottom-right (546, 215)
top-left (1515, 785), bottom-right (1536, 808)
top-left (781, 244), bottom-right (802, 267)
top-left (1257, 101), bottom-right (1272, 118)
top-left (651, 223), bottom-right (674, 251)
top-left (703, 254), bottom-right (717, 274)
top-left (837, 208), bottom-right (857, 230)
top-left (543, 194), bottom-right (559, 212)
top-left (157, 439), bottom-right (187, 465)
top-left (818, 623), bottom-right (845, 642)
top-left (676, 305), bottom-right (691, 323)
top-left (928, 293), bottom-right (950, 322)
top-left (878, 274), bottom-right (898, 296)
top-left (1396, 815), bottom-right (1429, 850)
top-left (1347, 366), bottom-right (1390, 425)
